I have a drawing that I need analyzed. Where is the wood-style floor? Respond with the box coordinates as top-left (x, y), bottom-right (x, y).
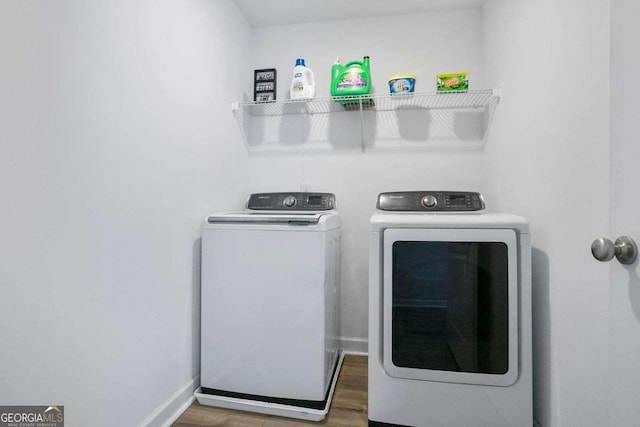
top-left (172, 355), bottom-right (368, 427)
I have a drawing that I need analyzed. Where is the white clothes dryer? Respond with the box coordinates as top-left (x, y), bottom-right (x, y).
top-left (368, 191), bottom-right (532, 427)
top-left (195, 192), bottom-right (343, 422)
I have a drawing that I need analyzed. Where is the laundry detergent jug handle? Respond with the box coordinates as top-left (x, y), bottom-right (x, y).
top-left (331, 62), bottom-right (343, 79)
top-left (343, 56), bottom-right (369, 68)
top-left (306, 68), bottom-right (315, 86)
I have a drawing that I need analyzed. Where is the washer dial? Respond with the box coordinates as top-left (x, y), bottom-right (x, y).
top-left (421, 195), bottom-right (438, 209)
top-left (283, 195), bottom-right (297, 208)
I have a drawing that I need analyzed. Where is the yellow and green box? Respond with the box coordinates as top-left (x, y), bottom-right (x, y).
top-left (437, 72), bottom-right (469, 92)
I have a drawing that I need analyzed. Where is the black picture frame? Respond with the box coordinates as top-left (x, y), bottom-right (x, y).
top-left (254, 68), bottom-right (277, 102)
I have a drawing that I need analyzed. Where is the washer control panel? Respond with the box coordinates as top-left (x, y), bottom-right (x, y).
top-left (377, 191), bottom-right (485, 211)
top-left (247, 192), bottom-right (336, 211)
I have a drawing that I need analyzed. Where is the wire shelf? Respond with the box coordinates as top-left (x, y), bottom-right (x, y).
top-left (232, 89), bottom-right (499, 117)
top-left (231, 88), bottom-right (502, 153)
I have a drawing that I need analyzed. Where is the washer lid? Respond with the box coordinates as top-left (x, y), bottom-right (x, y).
top-left (206, 212), bottom-right (324, 225)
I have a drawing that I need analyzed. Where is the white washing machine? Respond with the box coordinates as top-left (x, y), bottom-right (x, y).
top-left (195, 192), bottom-right (343, 422)
top-left (368, 191), bottom-right (532, 427)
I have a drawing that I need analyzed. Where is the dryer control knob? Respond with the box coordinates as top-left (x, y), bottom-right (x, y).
top-left (421, 195), bottom-right (438, 209)
top-left (283, 195), bottom-right (297, 208)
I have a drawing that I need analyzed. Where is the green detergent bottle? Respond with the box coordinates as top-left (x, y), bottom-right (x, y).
top-left (331, 56), bottom-right (371, 103)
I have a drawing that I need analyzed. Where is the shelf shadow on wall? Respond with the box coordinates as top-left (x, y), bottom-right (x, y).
top-left (244, 110), bottom-right (371, 153)
top-left (394, 106), bottom-right (431, 141)
top-left (328, 109), bottom-right (376, 151)
top-left (236, 96), bottom-right (491, 154)
top-left (244, 111), bottom-right (312, 149)
top-left (236, 93), bottom-right (314, 153)
top-left (368, 106), bottom-right (488, 152)
top-left (452, 110), bottom-right (487, 141)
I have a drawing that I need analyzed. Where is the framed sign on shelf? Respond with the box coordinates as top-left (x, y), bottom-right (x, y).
top-left (254, 68), bottom-right (277, 102)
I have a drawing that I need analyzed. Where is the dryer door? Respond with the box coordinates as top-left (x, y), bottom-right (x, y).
top-left (382, 228), bottom-right (519, 386)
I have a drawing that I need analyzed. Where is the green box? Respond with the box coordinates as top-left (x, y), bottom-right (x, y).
top-left (437, 72), bottom-right (469, 92)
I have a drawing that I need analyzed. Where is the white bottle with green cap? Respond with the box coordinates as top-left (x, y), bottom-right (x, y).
top-left (290, 58), bottom-right (316, 100)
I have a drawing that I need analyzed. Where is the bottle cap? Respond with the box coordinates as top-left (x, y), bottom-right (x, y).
top-left (295, 58), bottom-right (305, 66)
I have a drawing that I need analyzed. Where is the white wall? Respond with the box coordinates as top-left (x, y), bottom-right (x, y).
top-left (0, 1), bottom-right (616, 425)
top-left (0, 1), bottom-right (249, 425)
top-left (245, 10), bottom-right (487, 350)
top-left (482, 1), bottom-right (610, 426)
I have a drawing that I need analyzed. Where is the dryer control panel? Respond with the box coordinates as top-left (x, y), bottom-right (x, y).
top-left (377, 191), bottom-right (485, 211)
top-left (247, 192), bottom-right (336, 210)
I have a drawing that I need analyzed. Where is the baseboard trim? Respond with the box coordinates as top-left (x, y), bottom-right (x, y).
top-left (138, 374), bottom-right (200, 427)
top-left (339, 336), bottom-right (368, 355)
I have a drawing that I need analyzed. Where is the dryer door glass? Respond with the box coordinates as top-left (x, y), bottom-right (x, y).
top-left (382, 228), bottom-right (519, 387)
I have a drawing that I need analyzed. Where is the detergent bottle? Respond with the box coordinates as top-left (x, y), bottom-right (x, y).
top-left (330, 56), bottom-right (371, 100)
top-left (290, 58), bottom-right (316, 100)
